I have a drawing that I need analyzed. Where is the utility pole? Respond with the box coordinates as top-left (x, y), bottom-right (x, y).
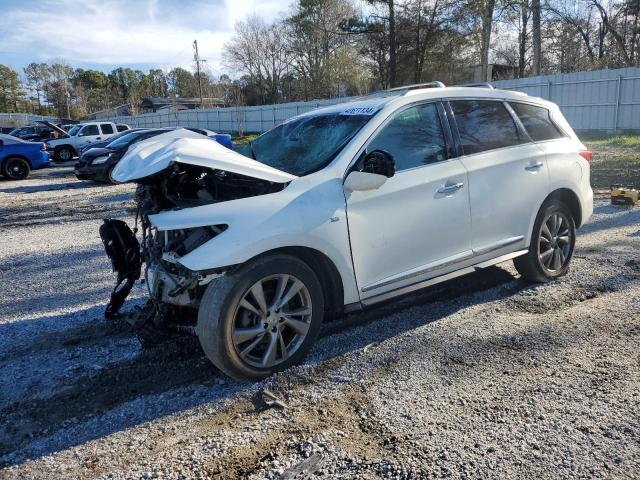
top-left (193, 39), bottom-right (204, 108)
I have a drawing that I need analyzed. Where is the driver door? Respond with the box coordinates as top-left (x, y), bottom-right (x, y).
top-left (78, 125), bottom-right (101, 146)
top-left (345, 102), bottom-right (472, 299)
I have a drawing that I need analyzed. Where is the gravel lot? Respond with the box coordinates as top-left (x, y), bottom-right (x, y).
top-left (0, 165), bottom-right (639, 479)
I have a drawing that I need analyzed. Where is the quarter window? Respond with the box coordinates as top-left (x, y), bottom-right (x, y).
top-left (367, 103), bottom-right (447, 171)
top-left (509, 102), bottom-right (564, 141)
top-left (100, 123), bottom-right (114, 134)
top-left (451, 100), bottom-right (522, 155)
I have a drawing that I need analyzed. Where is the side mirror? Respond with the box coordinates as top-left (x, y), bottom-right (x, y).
top-left (362, 150), bottom-right (395, 178)
top-left (344, 150), bottom-right (396, 192)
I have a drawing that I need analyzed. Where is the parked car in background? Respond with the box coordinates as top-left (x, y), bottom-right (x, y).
top-left (76, 127), bottom-right (203, 184)
top-left (185, 127), bottom-right (234, 150)
top-left (0, 133), bottom-right (49, 180)
top-left (79, 128), bottom-right (146, 155)
top-left (43, 121), bottom-right (128, 161)
top-left (104, 83), bottom-right (593, 380)
top-left (8, 124), bottom-right (53, 142)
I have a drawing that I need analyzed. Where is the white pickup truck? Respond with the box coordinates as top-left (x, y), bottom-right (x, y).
top-left (43, 121), bottom-right (130, 161)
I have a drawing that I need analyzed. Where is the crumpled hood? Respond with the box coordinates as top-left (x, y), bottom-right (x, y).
top-left (111, 133), bottom-right (297, 184)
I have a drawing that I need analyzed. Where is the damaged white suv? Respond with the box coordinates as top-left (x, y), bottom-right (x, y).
top-left (103, 82), bottom-right (593, 380)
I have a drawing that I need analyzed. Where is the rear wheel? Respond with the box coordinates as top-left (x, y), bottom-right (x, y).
top-left (54, 146), bottom-right (74, 162)
top-left (514, 201), bottom-right (576, 282)
top-left (2, 157), bottom-right (30, 180)
top-left (197, 254), bottom-right (324, 380)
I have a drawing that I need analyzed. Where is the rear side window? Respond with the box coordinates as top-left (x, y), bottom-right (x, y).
top-left (100, 123), bottom-right (114, 134)
top-left (80, 125), bottom-right (99, 136)
top-left (451, 100), bottom-right (521, 155)
top-left (116, 125), bottom-right (128, 132)
top-left (367, 103), bottom-right (448, 171)
top-left (509, 102), bottom-right (564, 141)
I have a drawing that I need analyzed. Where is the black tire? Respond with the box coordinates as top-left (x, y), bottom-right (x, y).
top-left (514, 201), bottom-right (576, 282)
top-left (197, 253), bottom-right (324, 380)
top-left (54, 146), bottom-right (74, 162)
top-left (2, 157), bottom-right (31, 180)
top-left (106, 165), bottom-right (119, 185)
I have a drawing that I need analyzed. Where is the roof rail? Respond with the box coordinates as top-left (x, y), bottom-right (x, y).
top-left (457, 82), bottom-right (495, 89)
top-left (386, 81), bottom-right (446, 93)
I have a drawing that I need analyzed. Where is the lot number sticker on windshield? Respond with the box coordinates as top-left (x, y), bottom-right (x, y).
top-left (341, 106), bottom-right (378, 115)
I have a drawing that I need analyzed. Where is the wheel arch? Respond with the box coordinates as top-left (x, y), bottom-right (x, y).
top-left (54, 144), bottom-right (77, 155)
top-left (2, 154), bottom-right (33, 168)
top-left (544, 188), bottom-right (583, 227)
top-left (239, 246), bottom-right (345, 320)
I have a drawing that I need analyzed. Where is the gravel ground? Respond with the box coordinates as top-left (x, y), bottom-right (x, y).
top-left (0, 166), bottom-right (639, 479)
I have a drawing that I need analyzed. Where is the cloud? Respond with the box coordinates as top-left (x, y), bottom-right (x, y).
top-left (0, 0), bottom-right (287, 72)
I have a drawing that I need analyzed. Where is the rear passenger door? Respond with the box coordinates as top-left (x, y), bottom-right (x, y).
top-left (448, 99), bottom-right (549, 257)
top-left (100, 123), bottom-right (115, 139)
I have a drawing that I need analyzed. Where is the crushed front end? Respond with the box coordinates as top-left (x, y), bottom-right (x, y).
top-left (99, 139), bottom-right (291, 344)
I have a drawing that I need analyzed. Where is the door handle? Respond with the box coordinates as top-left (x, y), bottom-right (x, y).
top-left (95, 137), bottom-right (101, 140)
top-left (525, 161), bottom-right (544, 171)
top-left (437, 182), bottom-right (464, 194)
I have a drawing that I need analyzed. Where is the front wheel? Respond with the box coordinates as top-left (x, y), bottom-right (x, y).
top-left (197, 254), bottom-right (324, 380)
top-left (514, 201), bottom-right (576, 282)
top-left (54, 146), bottom-right (74, 162)
top-left (2, 157), bottom-right (31, 180)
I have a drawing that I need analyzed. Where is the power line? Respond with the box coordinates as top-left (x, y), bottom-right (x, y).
top-left (193, 40), bottom-right (204, 108)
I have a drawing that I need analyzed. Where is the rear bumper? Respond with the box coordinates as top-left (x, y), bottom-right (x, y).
top-left (32, 151), bottom-right (50, 170)
top-left (580, 187), bottom-right (594, 227)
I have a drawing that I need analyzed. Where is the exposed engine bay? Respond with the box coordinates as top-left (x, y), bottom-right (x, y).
top-left (100, 161), bottom-right (285, 344)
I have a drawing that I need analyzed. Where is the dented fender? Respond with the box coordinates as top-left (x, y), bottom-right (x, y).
top-left (149, 177), bottom-right (361, 304)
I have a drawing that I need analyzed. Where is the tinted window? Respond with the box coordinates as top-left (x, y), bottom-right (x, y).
top-left (80, 125), bottom-right (99, 136)
top-left (116, 125), bottom-right (129, 132)
top-left (100, 123), bottom-right (114, 134)
top-left (368, 103), bottom-right (447, 171)
top-left (451, 100), bottom-right (521, 155)
top-left (509, 102), bottom-right (564, 141)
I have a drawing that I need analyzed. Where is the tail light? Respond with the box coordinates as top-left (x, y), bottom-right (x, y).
top-left (579, 150), bottom-right (592, 164)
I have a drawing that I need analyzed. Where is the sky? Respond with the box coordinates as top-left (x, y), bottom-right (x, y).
top-left (0, 0), bottom-right (286, 77)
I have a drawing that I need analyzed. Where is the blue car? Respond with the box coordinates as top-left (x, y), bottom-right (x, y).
top-left (0, 133), bottom-right (50, 180)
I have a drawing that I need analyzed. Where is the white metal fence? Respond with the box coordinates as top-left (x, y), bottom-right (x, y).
top-left (0, 113), bottom-right (56, 128)
top-left (2, 67), bottom-right (639, 133)
top-left (492, 67), bottom-right (640, 132)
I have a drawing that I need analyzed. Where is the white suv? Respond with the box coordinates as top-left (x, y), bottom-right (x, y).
top-left (45, 121), bottom-right (127, 161)
top-left (103, 83), bottom-right (593, 380)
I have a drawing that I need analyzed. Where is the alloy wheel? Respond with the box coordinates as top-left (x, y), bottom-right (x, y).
top-left (231, 274), bottom-right (312, 368)
top-left (59, 149), bottom-right (72, 161)
top-left (7, 159), bottom-right (28, 179)
top-left (538, 211), bottom-right (572, 272)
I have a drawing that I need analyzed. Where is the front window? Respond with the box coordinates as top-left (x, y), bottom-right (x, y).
top-left (239, 112), bottom-right (374, 176)
top-left (68, 125), bottom-right (81, 136)
top-left (79, 125), bottom-right (99, 136)
top-left (367, 103), bottom-right (448, 171)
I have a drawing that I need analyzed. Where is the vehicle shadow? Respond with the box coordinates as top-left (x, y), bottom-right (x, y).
top-left (0, 265), bottom-right (526, 468)
top-left (0, 181), bottom-right (101, 194)
top-left (579, 202), bottom-right (640, 235)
